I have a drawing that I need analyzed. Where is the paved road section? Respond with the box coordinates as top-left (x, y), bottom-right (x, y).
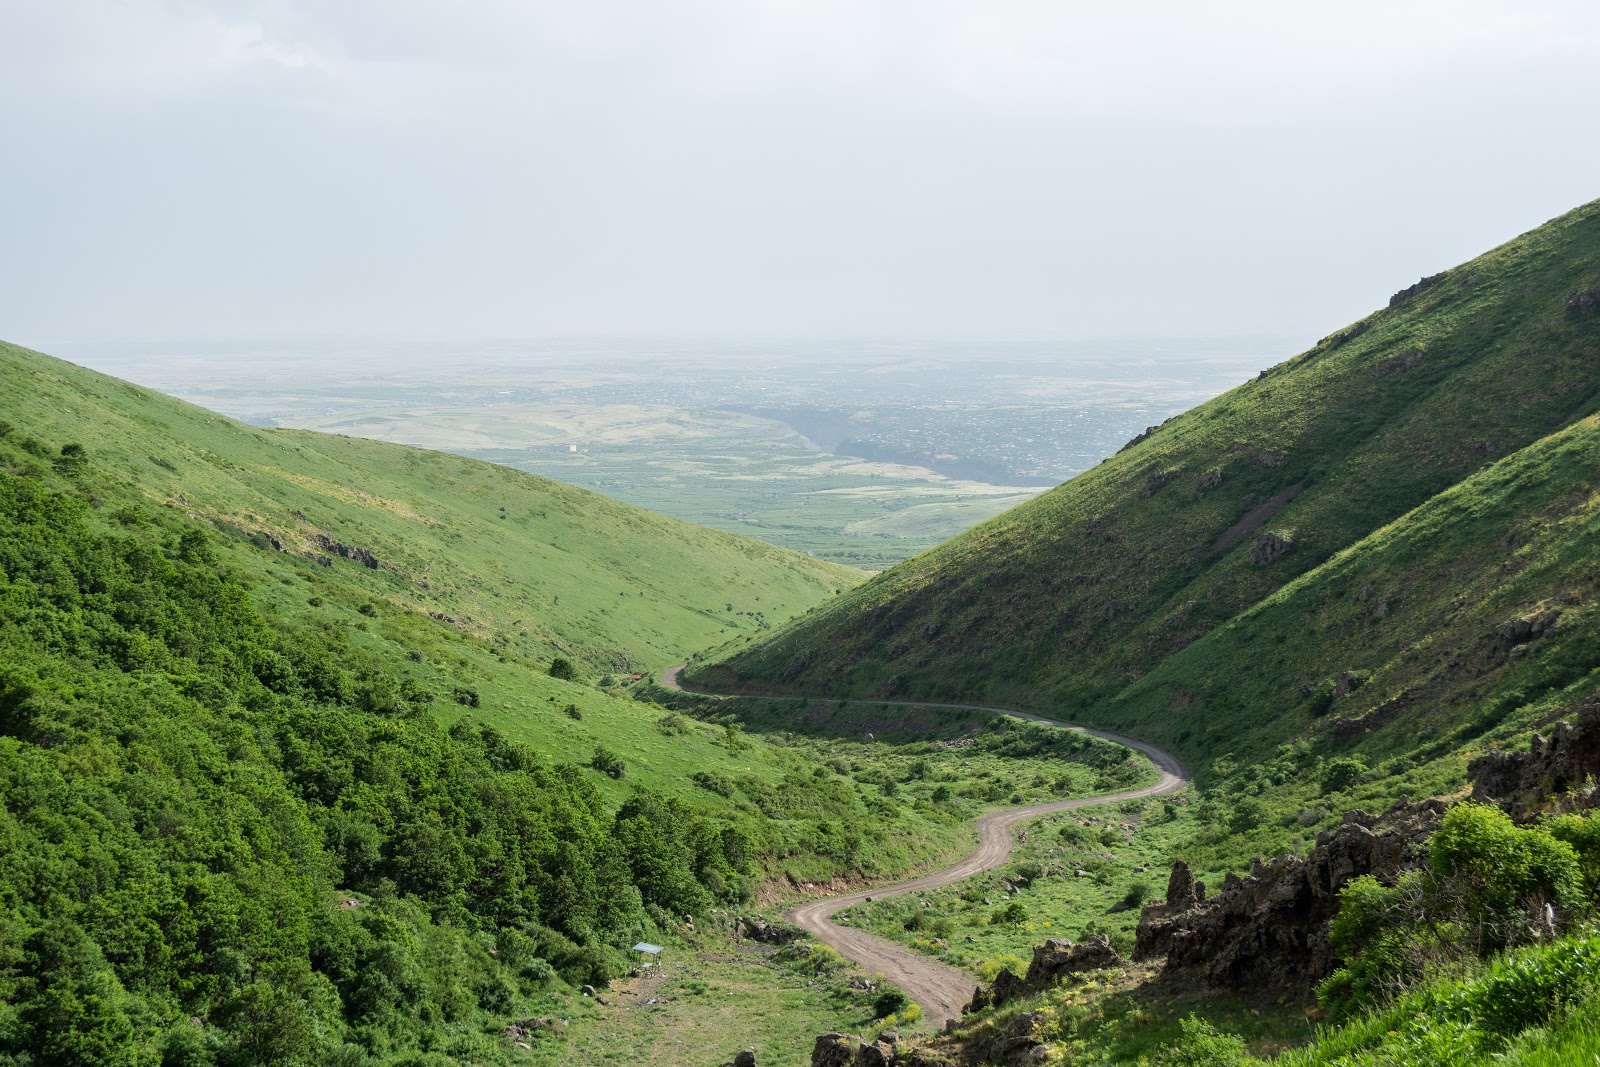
top-left (658, 666), bottom-right (1189, 1028)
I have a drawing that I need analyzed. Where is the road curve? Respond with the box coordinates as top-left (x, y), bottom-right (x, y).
top-left (658, 666), bottom-right (1189, 1028)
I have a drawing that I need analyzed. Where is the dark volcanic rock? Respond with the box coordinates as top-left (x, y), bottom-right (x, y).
top-left (1469, 703), bottom-right (1600, 820)
top-left (1025, 935), bottom-right (1123, 987)
top-left (1389, 272), bottom-right (1447, 307)
top-left (1133, 798), bottom-right (1445, 990)
top-left (1318, 321), bottom-right (1371, 349)
top-left (312, 533), bottom-right (380, 569)
top-left (1248, 531), bottom-right (1294, 566)
top-left (812, 1033), bottom-right (855, 1067)
top-left (1144, 469), bottom-right (1181, 496)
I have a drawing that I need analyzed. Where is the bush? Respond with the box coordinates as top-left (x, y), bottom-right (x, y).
top-left (564, 703), bottom-right (582, 719)
top-left (1320, 756), bottom-right (1369, 794)
top-left (1122, 881), bottom-right (1152, 909)
top-left (690, 771), bottom-right (735, 796)
top-left (549, 657), bottom-right (576, 680)
top-left (1153, 1015), bottom-right (1250, 1066)
top-left (991, 901), bottom-right (1029, 926)
top-left (1428, 804), bottom-right (1580, 947)
top-left (452, 687), bottom-right (480, 707)
top-left (872, 988), bottom-right (909, 1019)
top-left (590, 745), bottom-right (627, 779)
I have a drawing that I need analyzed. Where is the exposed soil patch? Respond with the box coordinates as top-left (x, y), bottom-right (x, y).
top-left (1210, 483), bottom-right (1304, 555)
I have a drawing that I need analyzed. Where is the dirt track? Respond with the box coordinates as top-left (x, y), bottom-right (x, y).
top-left (658, 667), bottom-right (1190, 1028)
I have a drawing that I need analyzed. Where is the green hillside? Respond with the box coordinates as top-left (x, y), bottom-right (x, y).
top-left (699, 198), bottom-right (1600, 780)
top-left (1, 341), bottom-right (860, 676)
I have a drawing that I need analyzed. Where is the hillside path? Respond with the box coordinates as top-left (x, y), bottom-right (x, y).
top-left (657, 666), bottom-right (1189, 1028)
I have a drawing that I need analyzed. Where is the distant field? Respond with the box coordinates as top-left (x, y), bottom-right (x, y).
top-left (284, 403), bottom-right (1043, 567)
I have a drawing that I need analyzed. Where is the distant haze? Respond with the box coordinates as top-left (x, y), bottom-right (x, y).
top-left (4, 1), bottom-right (1599, 349)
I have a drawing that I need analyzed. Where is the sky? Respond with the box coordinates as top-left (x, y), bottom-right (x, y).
top-left (3, 1), bottom-right (1600, 349)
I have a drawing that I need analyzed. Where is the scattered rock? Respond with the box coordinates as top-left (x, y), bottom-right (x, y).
top-left (1198, 468), bottom-right (1223, 492)
top-left (1389, 272), bottom-right (1447, 307)
top-left (1248, 531), bottom-right (1294, 566)
top-left (1469, 702), bottom-right (1600, 820)
top-left (581, 984), bottom-right (596, 997)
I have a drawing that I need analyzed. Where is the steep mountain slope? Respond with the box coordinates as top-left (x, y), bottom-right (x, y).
top-left (1, 341), bottom-right (860, 675)
top-left (698, 199), bottom-right (1600, 775)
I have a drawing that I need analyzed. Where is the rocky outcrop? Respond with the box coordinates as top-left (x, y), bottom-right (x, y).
top-left (1133, 798), bottom-right (1445, 990)
top-left (965, 934), bottom-right (1125, 1014)
top-left (1248, 531), bottom-right (1293, 566)
top-left (1318, 320), bottom-right (1372, 349)
top-left (313, 533), bottom-right (380, 569)
top-left (1198, 468), bottom-right (1224, 492)
top-left (1568, 287), bottom-right (1600, 318)
top-left (1469, 703), bottom-right (1600, 820)
top-left (1389, 272), bottom-right (1447, 307)
top-left (1493, 613), bottom-right (1559, 647)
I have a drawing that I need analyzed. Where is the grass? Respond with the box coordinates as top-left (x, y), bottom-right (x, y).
top-left (1, 340), bottom-right (862, 678)
top-left (551, 928), bottom-right (881, 1067)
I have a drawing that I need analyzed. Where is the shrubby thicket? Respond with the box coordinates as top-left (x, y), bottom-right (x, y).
top-left (0, 462), bottom-right (745, 1065)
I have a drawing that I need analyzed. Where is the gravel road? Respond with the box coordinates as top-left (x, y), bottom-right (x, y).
top-left (658, 666), bottom-right (1189, 1028)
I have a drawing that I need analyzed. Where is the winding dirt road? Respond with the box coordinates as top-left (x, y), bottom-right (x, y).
top-left (658, 667), bottom-right (1189, 1028)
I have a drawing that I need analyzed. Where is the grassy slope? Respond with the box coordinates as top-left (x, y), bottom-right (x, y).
top-left (702, 198), bottom-right (1600, 776)
top-left (2, 340), bottom-right (860, 676)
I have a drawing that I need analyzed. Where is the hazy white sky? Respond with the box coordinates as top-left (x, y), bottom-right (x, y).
top-left (4, 1), bottom-right (1599, 348)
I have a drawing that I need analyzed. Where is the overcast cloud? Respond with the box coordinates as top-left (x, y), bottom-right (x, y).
top-left (3, 1), bottom-right (1599, 348)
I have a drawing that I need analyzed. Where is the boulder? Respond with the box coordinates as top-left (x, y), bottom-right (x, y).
top-left (811, 1033), bottom-right (855, 1067)
top-left (1248, 531), bottom-right (1294, 566)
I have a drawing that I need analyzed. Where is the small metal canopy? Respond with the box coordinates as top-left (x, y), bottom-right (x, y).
top-left (632, 942), bottom-right (663, 955)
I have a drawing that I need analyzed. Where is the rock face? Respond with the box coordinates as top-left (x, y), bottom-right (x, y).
top-left (1569, 287), bottom-right (1600, 318)
top-left (1469, 702), bottom-right (1600, 820)
top-left (1133, 799), bottom-right (1445, 990)
top-left (1248, 531), bottom-right (1294, 566)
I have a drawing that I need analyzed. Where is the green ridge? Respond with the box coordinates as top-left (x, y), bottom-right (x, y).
top-left (703, 197), bottom-right (1600, 778)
